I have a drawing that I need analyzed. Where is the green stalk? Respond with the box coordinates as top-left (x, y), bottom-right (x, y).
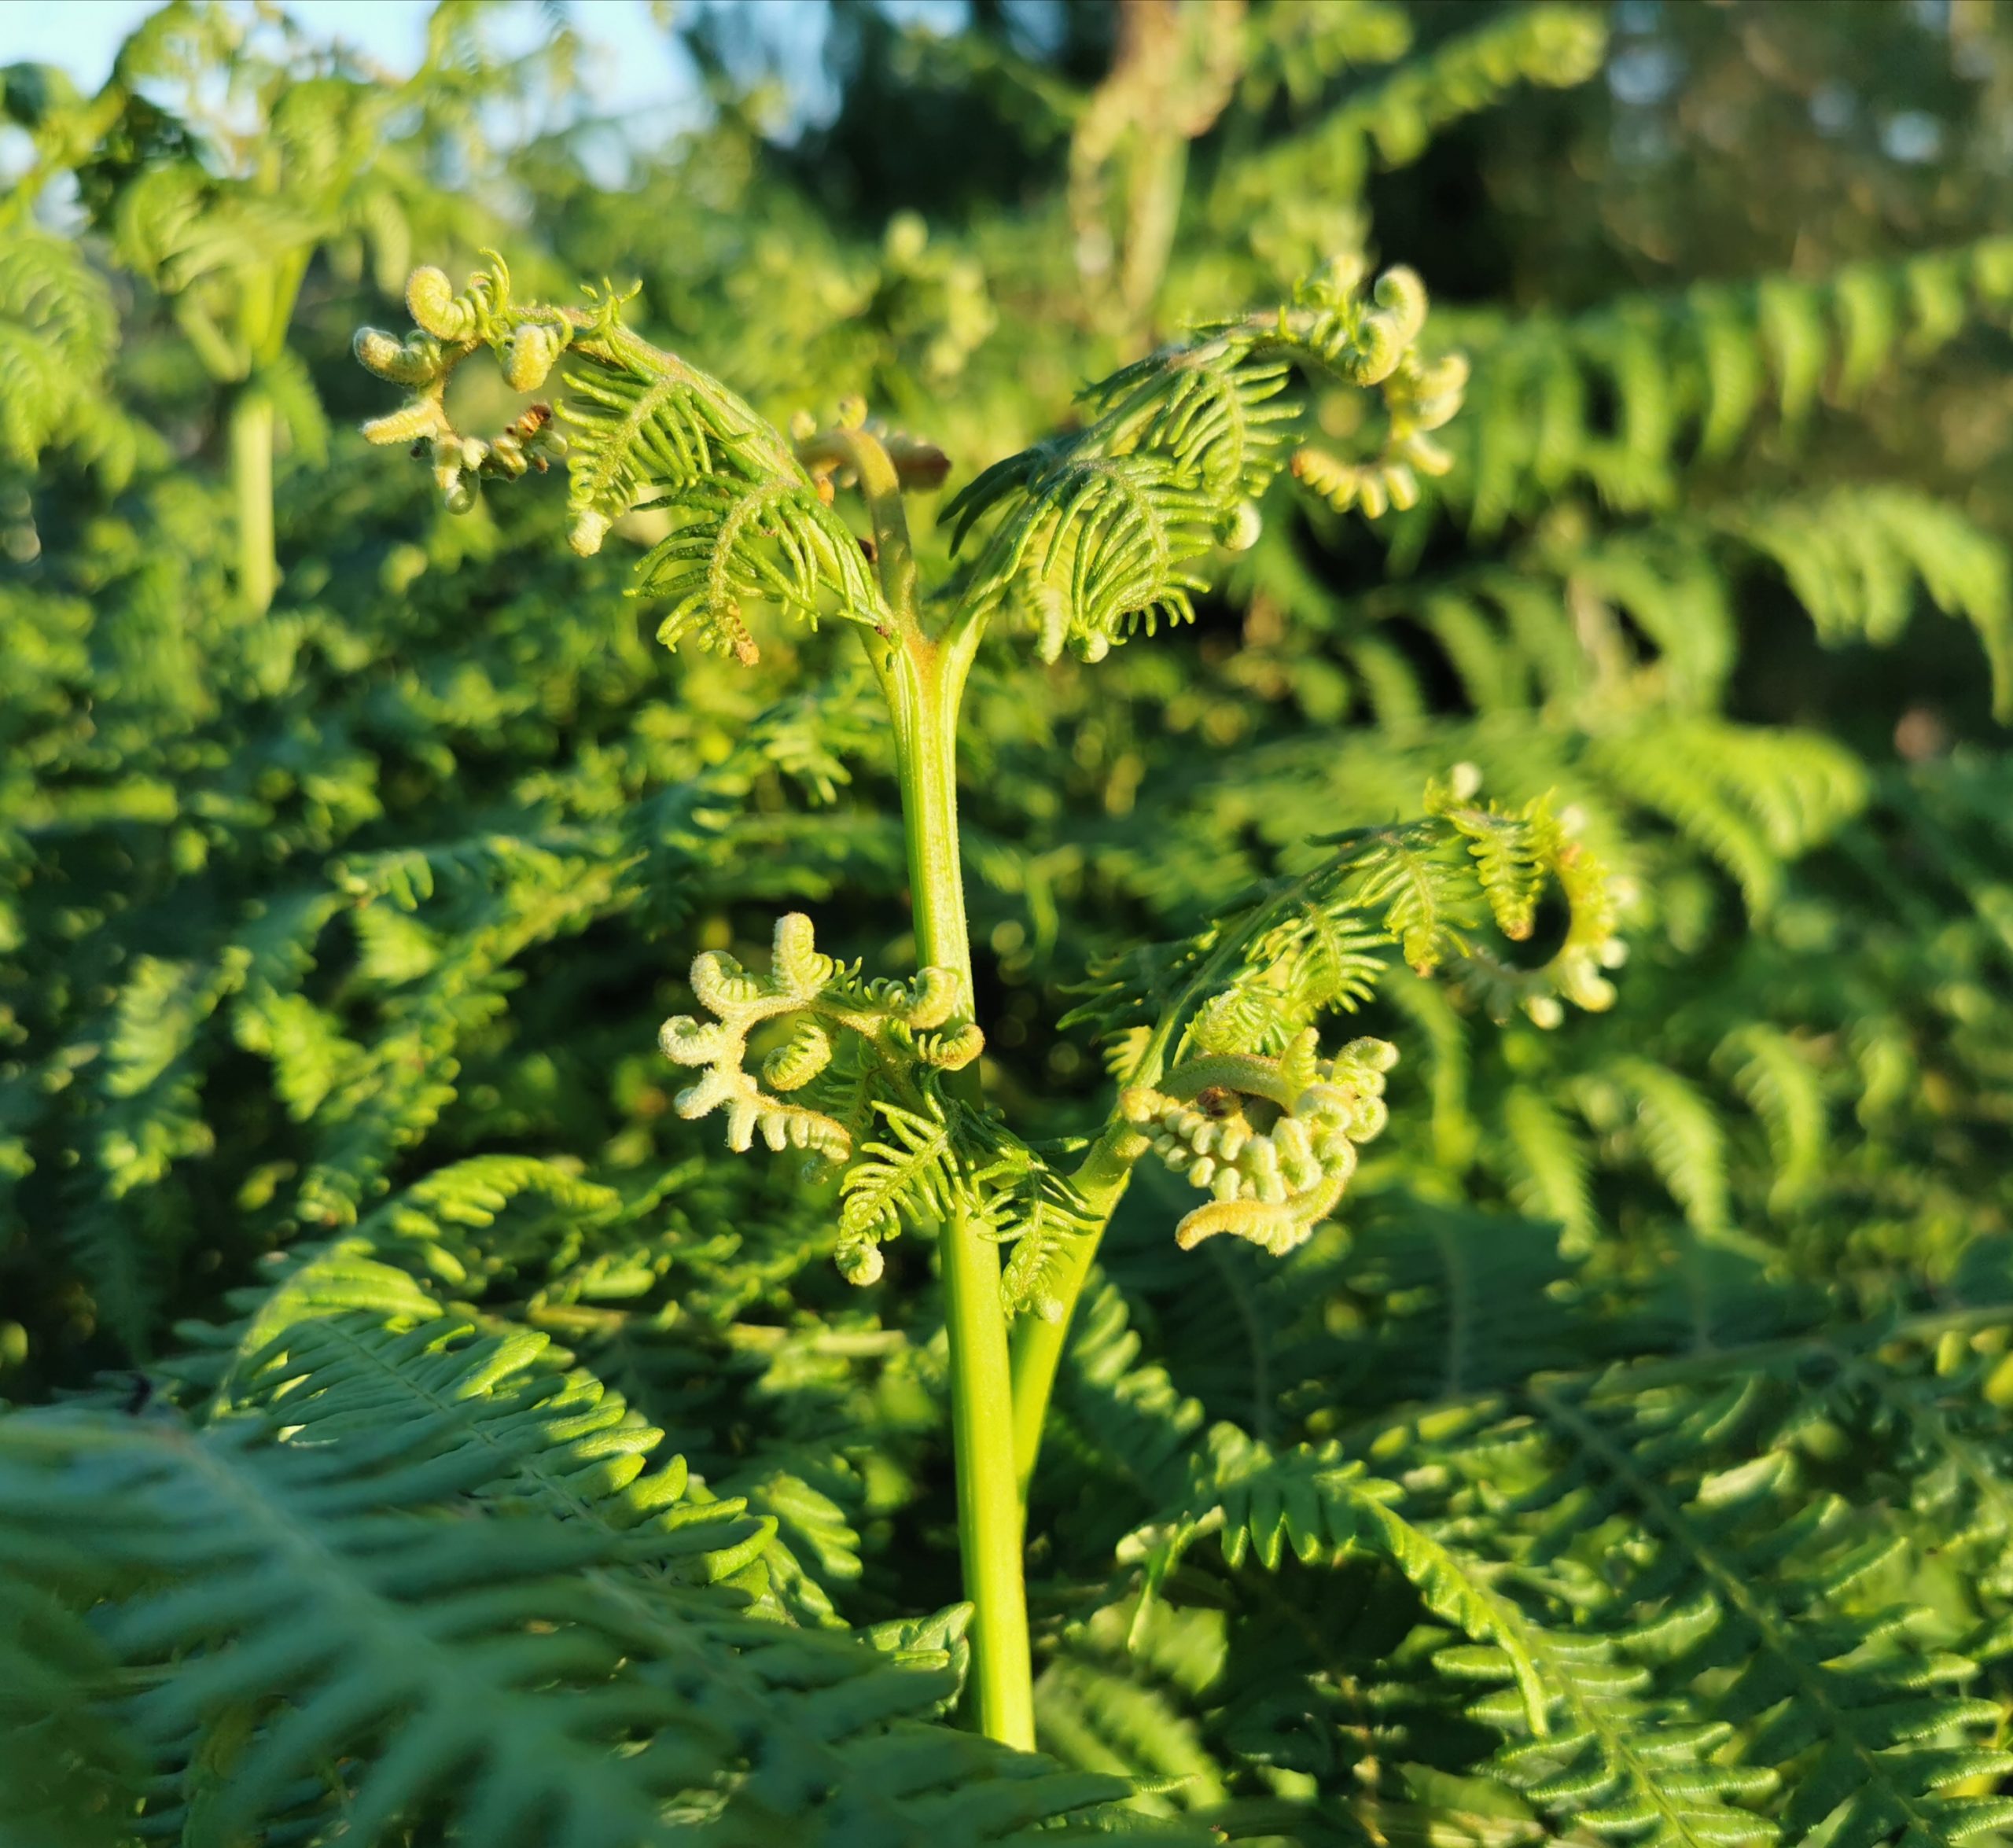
top-left (1008, 1131), bottom-right (1134, 1495)
top-left (843, 429), bottom-right (1035, 1750)
top-left (230, 385), bottom-right (277, 614)
top-left (1009, 883), bottom-right (1276, 1492)
top-left (893, 642), bottom-right (1035, 1750)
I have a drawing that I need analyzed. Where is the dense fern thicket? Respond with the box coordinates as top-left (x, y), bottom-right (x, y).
top-left (5, 1), bottom-right (2013, 1842)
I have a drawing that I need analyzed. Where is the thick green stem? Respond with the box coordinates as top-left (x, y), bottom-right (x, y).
top-left (1008, 1127), bottom-right (1138, 1496)
top-left (849, 447), bottom-right (1032, 1747)
top-left (940, 1200), bottom-right (1036, 1748)
top-left (231, 386), bottom-right (277, 614)
top-left (893, 655), bottom-right (1034, 1749)
top-left (1011, 907), bottom-right (1271, 1491)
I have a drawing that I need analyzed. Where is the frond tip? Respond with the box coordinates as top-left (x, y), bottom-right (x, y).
top-left (353, 257), bottom-right (885, 653)
top-left (657, 915), bottom-right (1002, 1282)
top-left (942, 256), bottom-right (1464, 661)
top-left (1121, 1032), bottom-right (1396, 1254)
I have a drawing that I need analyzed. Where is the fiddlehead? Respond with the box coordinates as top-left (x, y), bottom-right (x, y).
top-left (355, 255), bottom-right (886, 659)
top-left (657, 913), bottom-right (975, 1158)
top-left (941, 256), bottom-right (1467, 662)
top-left (657, 915), bottom-right (1081, 1295)
top-left (1120, 1032), bottom-right (1397, 1254)
top-left (1069, 776), bottom-right (1625, 1258)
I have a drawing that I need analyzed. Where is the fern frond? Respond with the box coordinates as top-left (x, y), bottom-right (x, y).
top-left (1715, 1025), bottom-right (1827, 1218)
top-left (353, 258), bottom-right (886, 647)
top-left (0, 230), bottom-right (138, 483)
top-left (1048, 1275), bottom-right (1207, 1519)
top-left (1499, 1085), bottom-right (1598, 1256)
top-left (0, 1397), bottom-right (1143, 1844)
top-left (1438, 233), bottom-right (2013, 534)
top-left (1036, 1599), bottom-right (1231, 1819)
top-left (0, 1575), bottom-right (144, 1848)
top-left (1721, 488), bottom-right (2013, 720)
top-left (1211, 5), bottom-right (1607, 246)
top-left (1588, 720), bottom-right (1867, 915)
top-left (1601, 1057), bottom-right (1733, 1242)
top-left (1069, 782), bottom-right (1622, 1090)
top-left (642, 475), bottom-right (885, 663)
top-left (1323, 1308), bottom-right (2013, 1848)
top-left (945, 259), bottom-right (1462, 662)
top-left (241, 1312), bottom-right (776, 1581)
top-left (840, 1097), bottom-right (962, 1241)
top-left (1124, 1422), bottom-right (1551, 1734)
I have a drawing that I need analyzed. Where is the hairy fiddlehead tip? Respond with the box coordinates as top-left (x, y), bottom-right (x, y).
top-left (1127, 1036), bottom-right (1397, 1257)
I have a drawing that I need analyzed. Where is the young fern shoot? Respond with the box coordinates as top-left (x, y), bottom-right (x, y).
top-left (353, 252), bottom-right (1625, 1750)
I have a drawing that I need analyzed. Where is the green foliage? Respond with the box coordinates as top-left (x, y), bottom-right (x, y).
top-left (6, 0), bottom-right (2013, 1842)
top-left (0, 1351), bottom-right (1139, 1846)
top-left (0, 230), bottom-right (142, 485)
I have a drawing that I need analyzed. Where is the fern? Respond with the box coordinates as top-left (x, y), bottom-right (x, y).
top-left (1125, 1422), bottom-right (1551, 1732)
top-left (942, 256), bottom-right (1461, 661)
top-left (1434, 234), bottom-right (2013, 536)
top-left (0, 231), bottom-right (139, 484)
top-left (9, 6), bottom-right (2013, 1843)
top-left (0, 1394), bottom-right (1141, 1846)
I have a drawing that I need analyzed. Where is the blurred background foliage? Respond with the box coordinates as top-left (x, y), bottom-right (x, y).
top-left (6, 2), bottom-right (2013, 1842)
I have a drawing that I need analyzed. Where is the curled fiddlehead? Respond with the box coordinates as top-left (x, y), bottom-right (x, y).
top-left (659, 914), bottom-right (978, 1154)
top-left (656, 915), bottom-right (1080, 1293)
top-left (1120, 1031), bottom-right (1397, 1254)
top-left (940, 256), bottom-right (1468, 662)
top-left (1069, 774), bottom-right (1626, 1258)
top-left (355, 255), bottom-right (885, 661)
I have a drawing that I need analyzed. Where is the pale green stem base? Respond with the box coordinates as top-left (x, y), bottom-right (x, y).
top-left (893, 644), bottom-right (1036, 1751)
top-left (846, 427), bottom-right (1035, 1750)
top-left (1009, 1128), bottom-right (1137, 1496)
top-left (941, 1205), bottom-right (1036, 1748)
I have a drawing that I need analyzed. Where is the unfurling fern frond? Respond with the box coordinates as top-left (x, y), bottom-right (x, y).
top-left (0, 1394), bottom-right (1141, 1846)
top-left (1065, 780), bottom-right (1624, 1265)
top-left (354, 257), bottom-right (884, 658)
top-left (657, 911), bottom-right (971, 1170)
top-left (1069, 778), bottom-right (1623, 1076)
top-left (943, 258), bottom-right (1466, 662)
top-left (1119, 1033), bottom-right (1396, 1256)
top-left (657, 914), bottom-right (1078, 1295)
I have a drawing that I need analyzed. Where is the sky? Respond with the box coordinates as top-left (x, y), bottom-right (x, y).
top-left (7, 1), bottom-right (702, 125)
top-left (17, 2), bottom-right (652, 88)
top-left (8, 0), bottom-right (972, 164)
top-left (0, 2), bottom-right (970, 121)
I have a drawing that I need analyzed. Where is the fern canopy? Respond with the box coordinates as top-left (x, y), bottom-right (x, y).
top-left (9, 2), bottom-right (2013, 1846)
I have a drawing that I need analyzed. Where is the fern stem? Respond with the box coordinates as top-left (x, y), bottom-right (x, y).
top-left (1008, 882), bottom-right (1276, 1489)
top-left (232, 385), bottom-right (277, 614)
top-left (940, 1203), bottom-right (1036, 1747)
top-left (887, 642), bottom-right (973, 991)
top-left (877, 617), bottom-right (1034, 1750)
top-left (1008, 1127), bottom-right (1134, 1494)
